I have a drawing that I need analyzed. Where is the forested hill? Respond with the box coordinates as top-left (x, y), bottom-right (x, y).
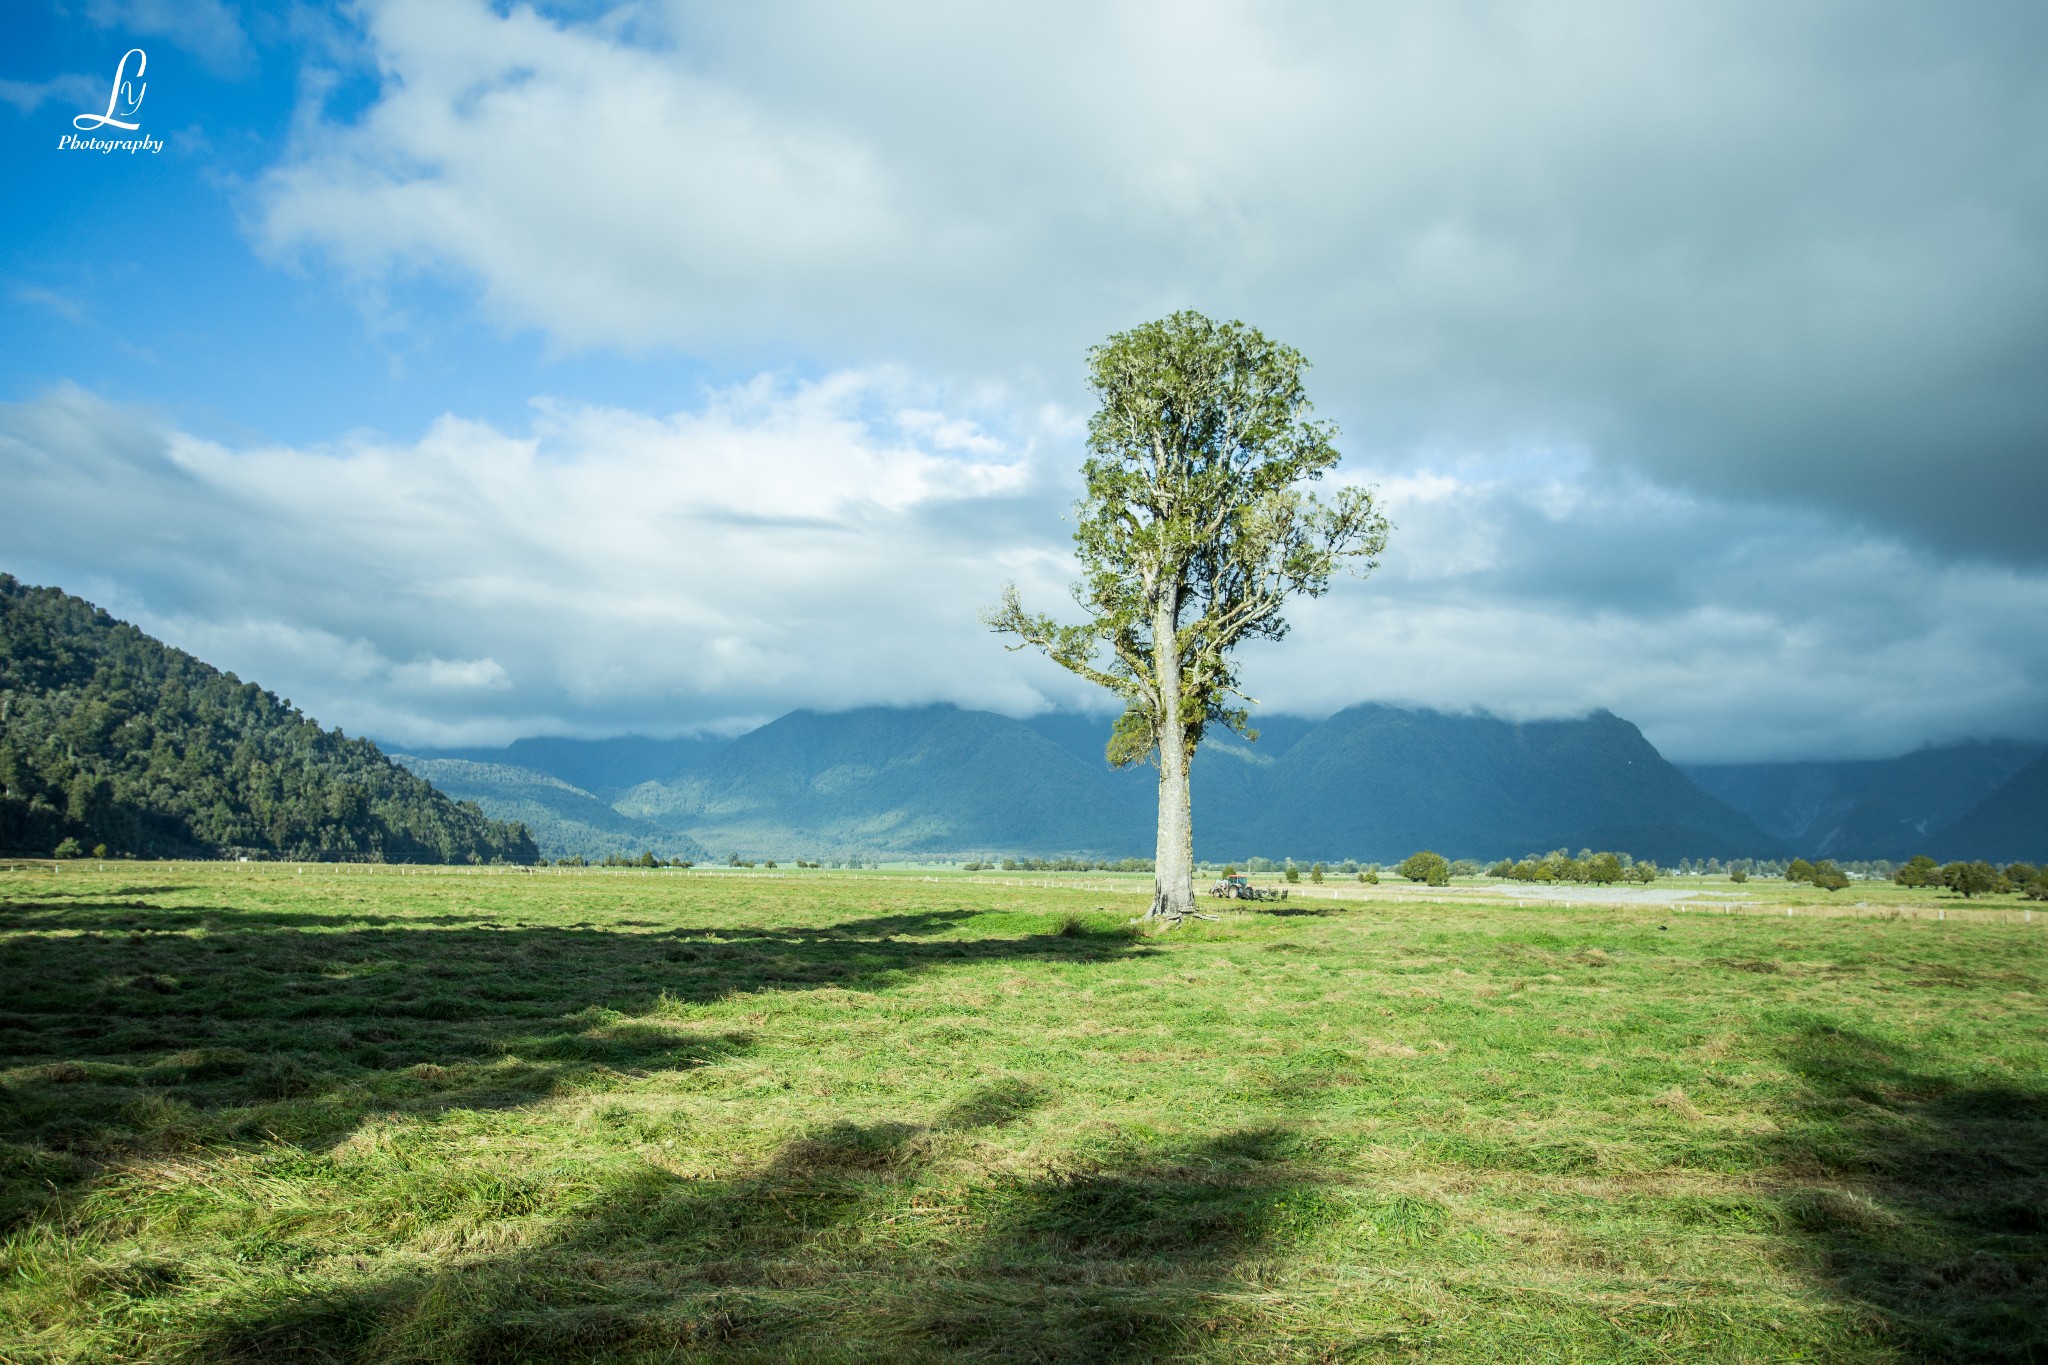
top-left (0, 576), bottom-right (538, 863)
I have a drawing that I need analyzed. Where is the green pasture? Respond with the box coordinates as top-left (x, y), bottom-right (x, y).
top-left (1, 863), bottom-right (2043, 1362)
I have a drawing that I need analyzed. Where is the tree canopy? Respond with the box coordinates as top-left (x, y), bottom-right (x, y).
top-left (988, 312), bottom-right (1389, 920)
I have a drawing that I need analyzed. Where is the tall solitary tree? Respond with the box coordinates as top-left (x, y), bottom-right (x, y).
top-left (987, 312), bottom-right (1390, 922)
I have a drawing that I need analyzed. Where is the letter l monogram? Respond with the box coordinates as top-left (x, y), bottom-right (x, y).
top-left (75, 48), bottom-right (146, 131)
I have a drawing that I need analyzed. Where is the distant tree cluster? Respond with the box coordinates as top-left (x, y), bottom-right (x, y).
top-left (976, 856), bottom-right (1156, 873)
top-left (1666, 857), bottom-right (1898, 882)
top-left (0, 576), bottom-right (536, 864)
top-left (551, 853), bottom-right (693, 868)
top-left (1487, 849), bottom-right (1660, 885)
top-left (1785, 858), bottom-right (1850, 891)
top-left (1895, 855), bottom-right (2045, 899)
top-left (1398, 850), bottom-right (1452, 886)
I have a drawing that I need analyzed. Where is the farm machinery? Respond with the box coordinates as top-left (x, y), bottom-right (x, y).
top-left (1209, 874), bottom-right (1288, 902)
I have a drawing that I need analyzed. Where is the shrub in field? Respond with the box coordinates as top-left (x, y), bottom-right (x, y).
top-left (1397, 850), bottom-right (1450, 886)
top-left (1730, 867), bottom-right (1749, 883)
top-left (1358, 867), bottom-right (1378, 883)
top-left (1942, 861), bottom-right (2002, 899)
top-left (1309, 863), bottom-right (1324, 884)
top-left (1786, 858), bottom-right (1849, 891)
top-left (1894, 855), bottom-right (1941, 888)
top-left (1283, 864), bottom-right (1301, 884)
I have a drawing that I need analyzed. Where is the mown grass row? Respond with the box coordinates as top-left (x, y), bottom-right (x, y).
top-left (2, 865), bottom-right (2043, 1361)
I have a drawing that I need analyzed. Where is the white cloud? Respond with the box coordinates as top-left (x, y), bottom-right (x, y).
top-left (2, 382), bottom-right (2043, 761)
top-left (258, 1), bottom-right (900, 350)
top-left (84, 0), bottom-right (252, 76)
top-left (0, 72), bottom-right (102, 116)
top-left (8, 285), bottom-right (91, 324)
top-left (392, 656), bottom-right (512, 692)
top-left (0, 377), bottom-right (1068, 745)
top-left (252, 0), bottom-right (2048, 557)
top-left (1249, 464), bottom-right (2048, 761)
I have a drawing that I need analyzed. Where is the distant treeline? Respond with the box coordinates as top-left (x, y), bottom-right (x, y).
top-left (0, 577), bottom-right (537, 863)
top-left (936, 848), bottom-right (2043, 900)
top-left (963, 857), bottom-right (1157, 872)
top-left (1894, 855), bottom-right (2046, 900)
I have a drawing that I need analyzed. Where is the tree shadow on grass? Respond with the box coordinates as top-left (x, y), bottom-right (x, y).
top-left (1777, 1020), bottom-right (2048, 1361)
top-left (196, 1112), bottom-right (1339, 1363)
top-left (0, 897), bottom-right (1150, 1228)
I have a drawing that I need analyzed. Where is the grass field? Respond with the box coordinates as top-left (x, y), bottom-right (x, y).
top-left (2, 864), bottom-right (2043, 1362)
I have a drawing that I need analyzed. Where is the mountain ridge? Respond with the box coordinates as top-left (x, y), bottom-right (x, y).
top-left (0, 576), bottom-right (538, 862)
top-left (421, 702), bottom-right (1791, 863)
top-left (1683, 739), bottom-right (2044, 859)
top-left (1922, 754), bottom-right (2048, 863)
top-left (390, 755), bottom-right (708, 863)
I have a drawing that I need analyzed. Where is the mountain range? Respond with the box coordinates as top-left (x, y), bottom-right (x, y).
top-left (1683, 740), bottom-right (2045, 862)
top-left (403, 702), bottom-right (1887, 865)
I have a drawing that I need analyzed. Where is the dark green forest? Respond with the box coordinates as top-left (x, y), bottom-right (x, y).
top-left (0, 576), bottom-right (536, 863)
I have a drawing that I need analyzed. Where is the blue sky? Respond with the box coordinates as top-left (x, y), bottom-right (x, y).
top-left (4, 1), bottom-right (2045, 761)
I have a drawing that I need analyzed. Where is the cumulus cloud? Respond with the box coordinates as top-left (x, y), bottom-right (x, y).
top-left (3, 383), bottom-right (2043, 761)
top-left (0, 378), bottom-right (1070, 746)
top-left (255, 0), bottom-right (2048, 559)
top-left (1248, 454), bottom-right (2048, 760)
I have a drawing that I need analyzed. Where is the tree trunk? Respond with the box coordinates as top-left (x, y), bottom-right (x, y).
top-left (1151, 731), bottom-right (1196, 920)
top-left (1150, 593), bottom-right (1197, 921)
